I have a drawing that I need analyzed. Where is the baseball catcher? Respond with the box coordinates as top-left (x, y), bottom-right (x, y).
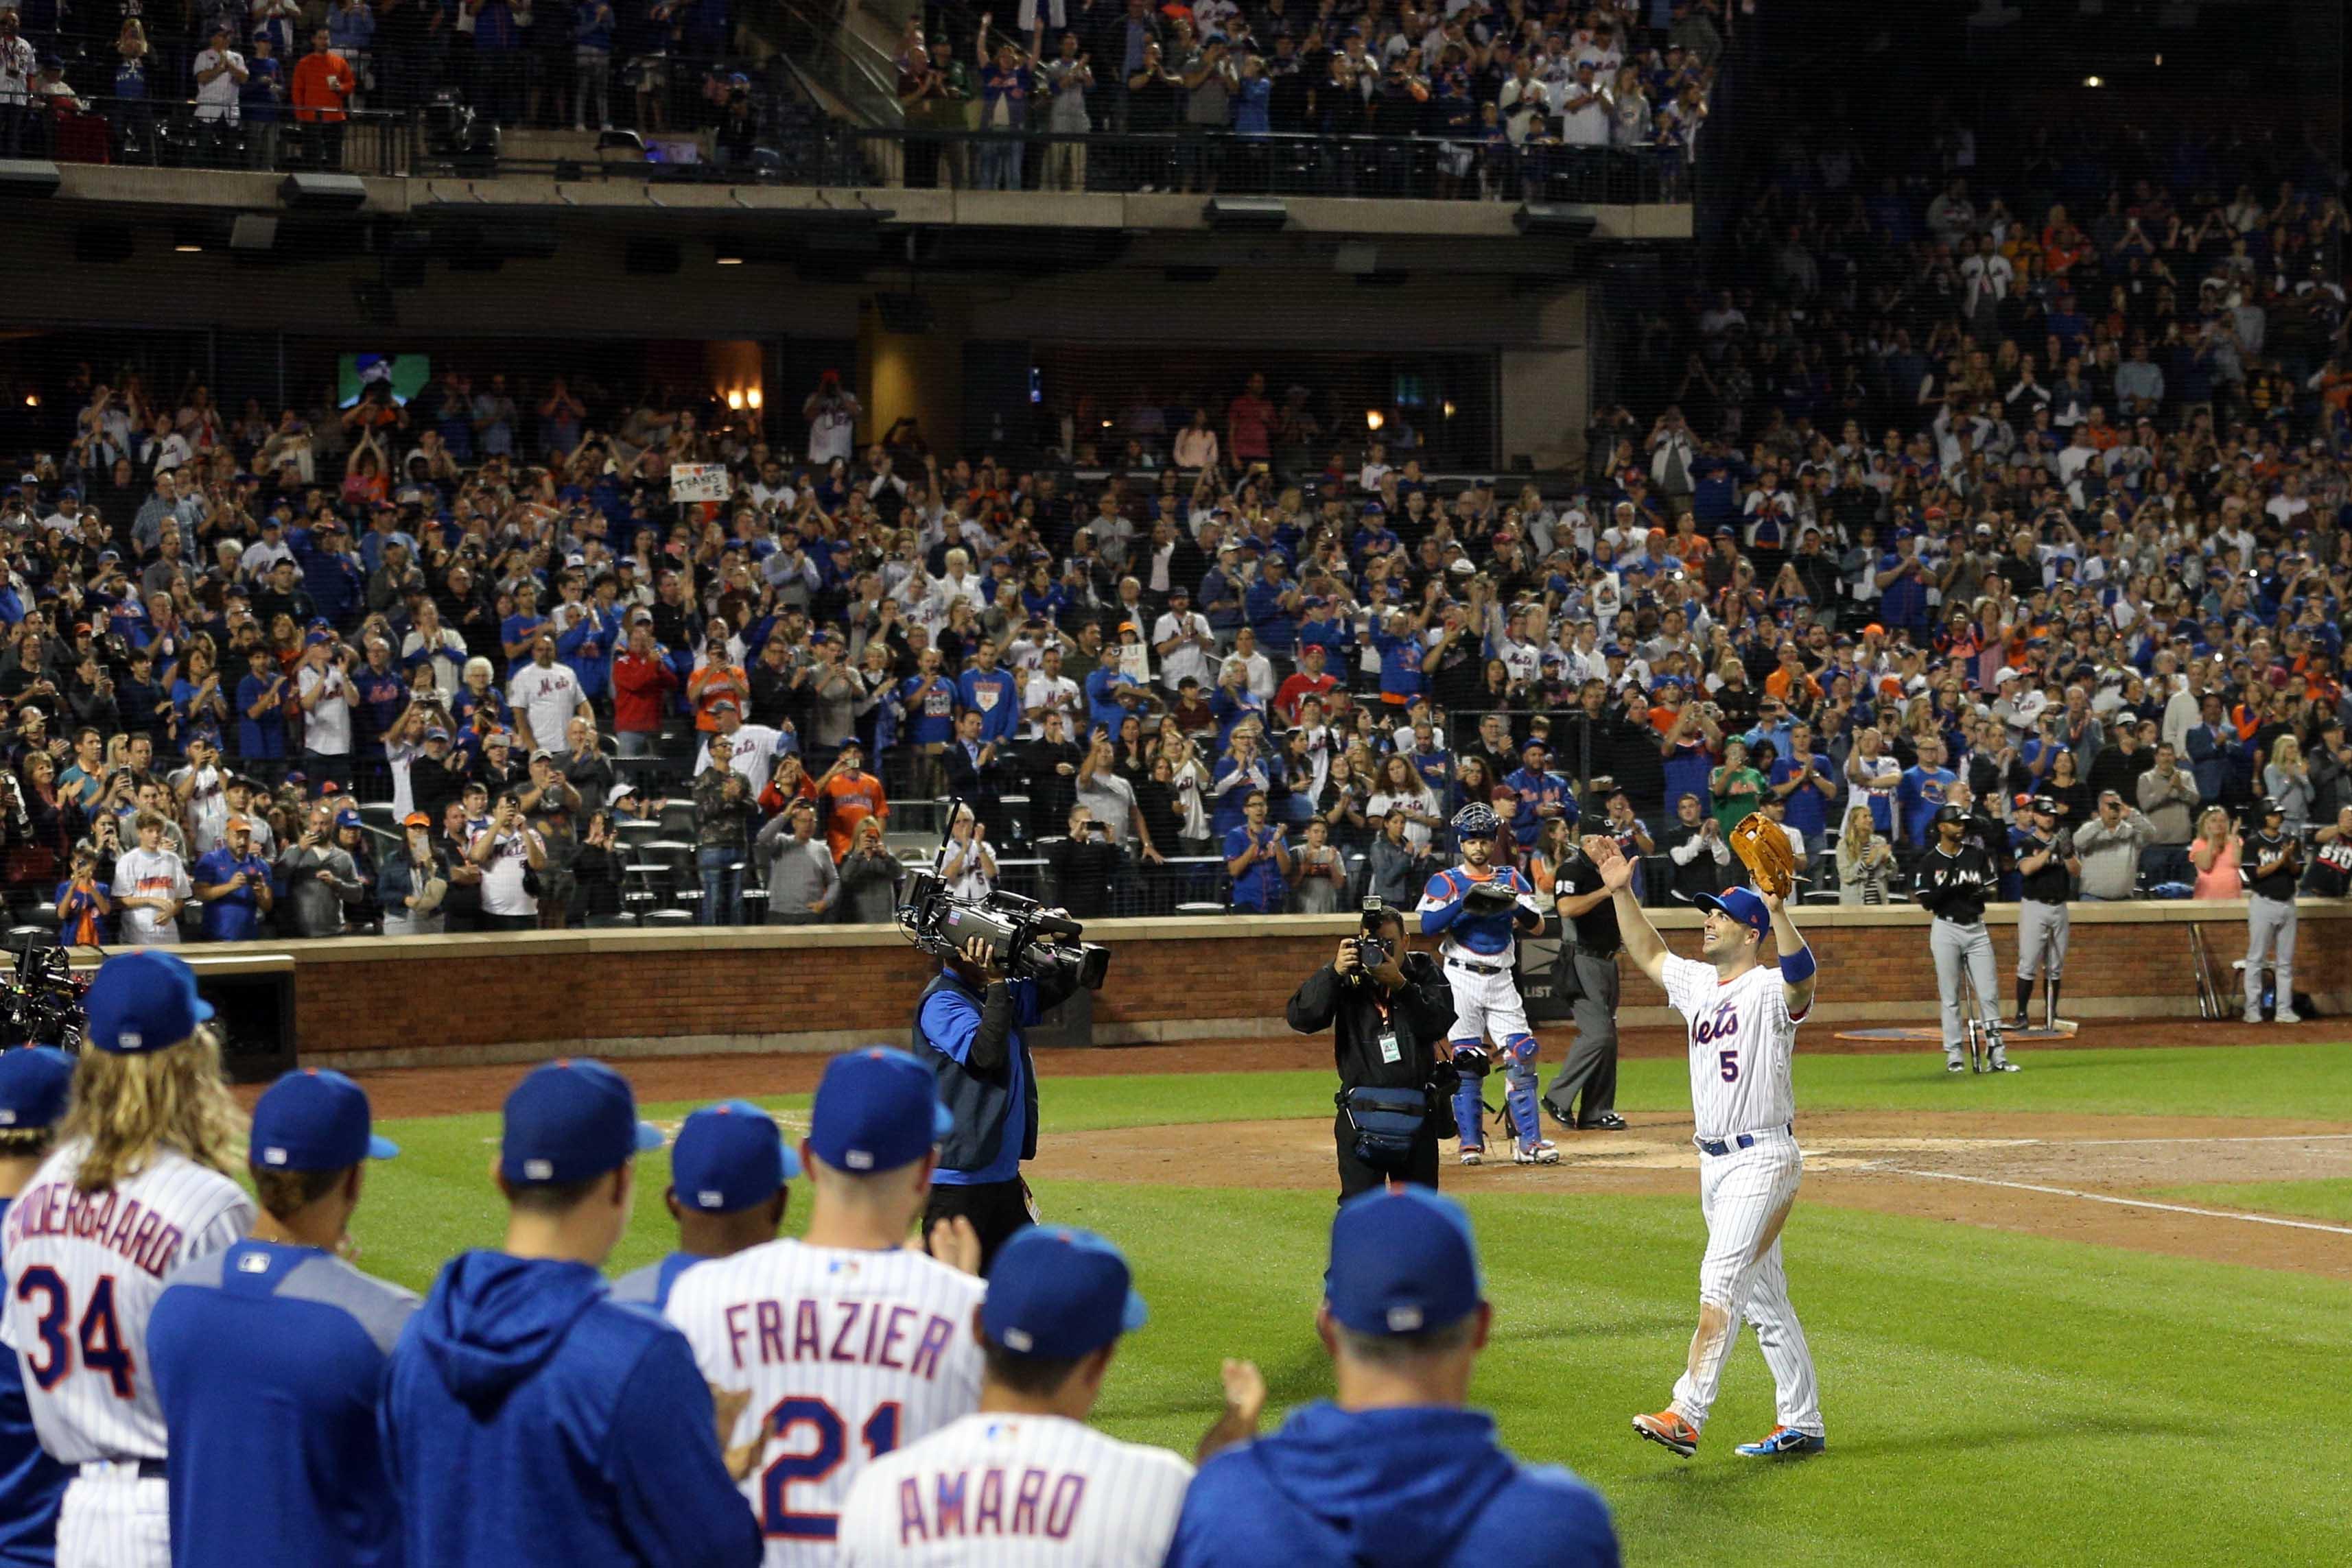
top-left (1419, 803), bottom-right (1552, 1165)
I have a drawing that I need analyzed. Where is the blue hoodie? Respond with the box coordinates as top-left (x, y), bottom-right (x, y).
top-left (380, 1251), bottom-right (760, 1568)
top-left (1164, 1403), bottom-right (1618, 1568)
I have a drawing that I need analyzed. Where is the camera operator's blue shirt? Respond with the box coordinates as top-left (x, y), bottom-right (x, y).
top-left (919, 977), bottom-right (1042, 1185)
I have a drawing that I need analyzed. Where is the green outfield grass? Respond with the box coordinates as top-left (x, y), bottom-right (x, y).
top-left (340, 1041), bottom-right (2352, 1567)
top-left (2152, 1178), bottom-right (2352, 1224)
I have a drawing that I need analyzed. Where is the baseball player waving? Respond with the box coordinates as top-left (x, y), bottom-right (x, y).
top-left (1419, 803), bottom-right (1553, 1166)
top-left (1, 953), bottom-right (257, 1568)
top-left (1584, 836), bottom-right (1826, 1463)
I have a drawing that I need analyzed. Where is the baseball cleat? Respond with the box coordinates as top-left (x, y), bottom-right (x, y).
top-left (1986, 1052), bottom-right (2020, 1073)
top-left (1945, 1055), bottom-right (1967, 1073)
top-left (1459, 1146), bottom-right (1485, 1167)
top-left (1513, 1140), bottom-right (1561, 1165)
top-left (1735, 1427), bottom-right (1826, 1459)
top-left (2242, 1010), bottom-right (2263, 1025)
top-left (1632, 1410), bottom-right (1699, 1458)
top-left (2277, 1007), bottom-right (2303, 1024)
top-left (1579, 1112), bottom-right (1628, 1131)
top-left (1544, 1100), bottom-right (1577, 1130)
top-left (2012, 1012), bottom-right (2031, 1032)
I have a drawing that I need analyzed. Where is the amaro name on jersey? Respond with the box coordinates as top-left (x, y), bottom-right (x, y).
top-left (890, 1460), bottom-right (1090, 1547)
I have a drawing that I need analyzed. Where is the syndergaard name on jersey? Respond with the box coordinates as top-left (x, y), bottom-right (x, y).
top-left (0, 1141), bottom-right (252, 1464)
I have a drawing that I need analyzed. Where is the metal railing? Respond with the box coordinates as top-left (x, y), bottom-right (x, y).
top-left (838, 127), bottom-right (1693, 203)
top-left (27, 95), bottom-right (413, 177)
top-left (22, 93), bottom-right (1693, 202)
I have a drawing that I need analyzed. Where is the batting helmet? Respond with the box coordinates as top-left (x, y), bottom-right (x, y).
top-left (1932, 803), bottom-right (1967, 827)
top-left (1452, 802), bottom-right (1505, 842)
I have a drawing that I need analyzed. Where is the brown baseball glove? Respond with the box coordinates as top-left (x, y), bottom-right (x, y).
top-left (1729, 811), bottom-right (1798, 899)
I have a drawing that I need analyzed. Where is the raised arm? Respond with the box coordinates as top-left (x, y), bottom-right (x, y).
top-left (1759, 884), bottom-right (1816, 1019)
top-left (1584, 834), bottom-right (1667, 984)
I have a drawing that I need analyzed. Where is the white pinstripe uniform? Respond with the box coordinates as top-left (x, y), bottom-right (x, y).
top-left (0, 1141), bottom-right (253, 1568)
top-left (1658, 955), bottom-right (1822, 1439)
top-left (836, 1412), bottom-right (1192, 1567)
top-left (665, 1239), bottom-right (987, 1565)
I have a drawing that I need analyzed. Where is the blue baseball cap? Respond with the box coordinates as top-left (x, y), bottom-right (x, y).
top-left (981, 1226), bottom-right (1146, 1359)
top-left (499, 1060), bottom-right (663, 1186)
top-left (1326, 1187), bottom-right (1482, 1337)
top-left (808, 1047), bottom-right (951, 1174)
top-left (250, 1069), bottom-right (399, 1172)
top-left (672, 1100), bottom-right (801, 1213)
top-left (0, 1047), bottom-right (75, 1130)
top-left (85, 951), bottom-right (214, 1056)
top-left (1693, 886), bottom-right (1771, 936)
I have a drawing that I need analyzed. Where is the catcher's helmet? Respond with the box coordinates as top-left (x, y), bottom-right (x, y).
top-left (1453, 802), bottom-right (1505, 842)
top-left (1931, 803), bottom-right (1967, 827)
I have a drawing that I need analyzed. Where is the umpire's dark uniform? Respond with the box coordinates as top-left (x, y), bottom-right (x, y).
top-left (1287, 947), bottom-right (1456, 1199)
top-left (1543, 848), bottom-right (1625, 1130)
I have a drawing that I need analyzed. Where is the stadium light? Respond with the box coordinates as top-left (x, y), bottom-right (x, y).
top-left (746, 388), bottom-right (763, 409)
top-left (2082, 75), bottom-right (2103, 87)
top-left (1365, 411), bottom-right (1385, 432)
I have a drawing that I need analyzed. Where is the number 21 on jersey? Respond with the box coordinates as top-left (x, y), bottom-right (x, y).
top-left (763, 1395), bottom-right (902, 1539)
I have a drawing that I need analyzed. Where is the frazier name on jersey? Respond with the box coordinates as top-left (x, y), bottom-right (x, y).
top-left (721, 1296), bottom-right (962, 1381)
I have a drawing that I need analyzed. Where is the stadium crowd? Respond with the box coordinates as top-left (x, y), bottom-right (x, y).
top-left (1, 119), bottom-right (2350, 938)
top-left (0, 0), bottom-right (1720, 196)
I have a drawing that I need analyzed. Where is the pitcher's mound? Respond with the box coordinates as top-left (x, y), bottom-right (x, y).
top-left (1834, 1021), bottom-right (2080, 1045)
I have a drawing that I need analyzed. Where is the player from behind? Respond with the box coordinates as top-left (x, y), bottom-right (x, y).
top-left (380, 1059), bottom-right (759, 1567)
top-left (1586, 837), bottom-right (1826, 1462)
top-left (838, 1225), bottom-right (1265, 1567)
top-left (0, 953), bottom-right (255, 1568)
top-left (611, 1101), bottom-right (801, 1312)
top-left (663, 1047), bottom-right (989, 1564)
top-left (1419, 803), bottom-right (1552, 1166)
top-left (149, 1069), bottom-right (413, 1568)
top-left (0, 1048), bottom-right (76, 1567)
top-left (1163, 1188), bottom-right (1619, 1567)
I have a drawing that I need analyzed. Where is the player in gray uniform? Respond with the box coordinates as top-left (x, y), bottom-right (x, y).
top-left (2240, 798), bottom-right (2302, 1024)
top-left (2011, 796), bottom-right (2079, 1031)
top-left (1914, 804), bottom-right (2014, 1073)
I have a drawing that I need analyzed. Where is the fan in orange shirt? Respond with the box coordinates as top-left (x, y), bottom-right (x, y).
top-left (818, 741), bottom-right (890, 861)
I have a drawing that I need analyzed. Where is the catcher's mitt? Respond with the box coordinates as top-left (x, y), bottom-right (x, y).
top-left (1729, 811), bottom-right (1798, 899)
top-left (1463, 879), bottom-right (1520, 914)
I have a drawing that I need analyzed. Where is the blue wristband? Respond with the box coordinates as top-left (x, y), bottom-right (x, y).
top-left (1779, 942), bottom-right (1817, 986)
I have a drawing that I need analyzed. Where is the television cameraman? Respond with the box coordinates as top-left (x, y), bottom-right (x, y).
top-left (912, 933), bottom-right (1086, 1272)
top-left (1285, 901), bottom-right (1458, 1198)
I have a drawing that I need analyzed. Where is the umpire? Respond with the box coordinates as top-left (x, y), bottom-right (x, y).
top-left (914, 934), bottom-right (1085, 1268)
top-left (1542, 840), bottom-right (1628, 1132)
top-left (1916, 803), bottom-right (2015, 1074)
top-left (1286, 903), bottom-right (1458, 1198)
top-left (2012, 795), bottom-right (2079, 1031)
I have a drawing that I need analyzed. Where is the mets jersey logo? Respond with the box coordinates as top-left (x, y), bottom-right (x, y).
top-left (1693, 999), bottom-right (1741, 1047)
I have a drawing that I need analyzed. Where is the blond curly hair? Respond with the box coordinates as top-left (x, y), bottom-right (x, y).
top-left (60, 1028), bottom-right (246, 1195)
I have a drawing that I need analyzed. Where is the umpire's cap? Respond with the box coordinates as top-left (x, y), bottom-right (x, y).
top-left (1451, 802), bottom-right (1504, 842)
top-left (1932, 803), bottom-right (1967, 827)
top-left (1328, 1188), bottom-right (1481, 1338)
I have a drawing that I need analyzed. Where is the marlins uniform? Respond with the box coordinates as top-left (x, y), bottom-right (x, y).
top-left (1418, 829), bottom-right (1549, 1161)
top-left (0, 1143), bottom-right (253, 1568)
top-left (838, 1412), bottom-right (1191, 1567)
top-left (2012, 803), bottom-right (2076, 1027)
top-left (664, 1240), bottom-right (986, 1561)
top-left (1914, 832), bottom-right (2010, 1071)
top-left (1657, 951), bottom-right (1822, 1444)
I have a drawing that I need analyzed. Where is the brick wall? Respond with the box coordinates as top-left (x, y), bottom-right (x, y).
top-left (193, 903), bottom-right (2349, 1071)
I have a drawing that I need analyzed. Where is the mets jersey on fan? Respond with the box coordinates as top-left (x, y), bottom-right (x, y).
top-left (836, 1412), bottom-right (1192, 1567)
top-left (1659, 956), bottom-right (1805, 1141)
top-left (665, 1239), bottom-right (986, 1564)
top-left (0, 1141), bottom-right (252, 1463)
top-left (1418, 866), bottom-right (1542, 962)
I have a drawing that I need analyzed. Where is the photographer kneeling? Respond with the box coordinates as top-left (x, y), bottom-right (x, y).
top-left (1286, 903), bottom-right (1459, 1199)
top-left (913, 934), bottom-right (1087, 1272)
